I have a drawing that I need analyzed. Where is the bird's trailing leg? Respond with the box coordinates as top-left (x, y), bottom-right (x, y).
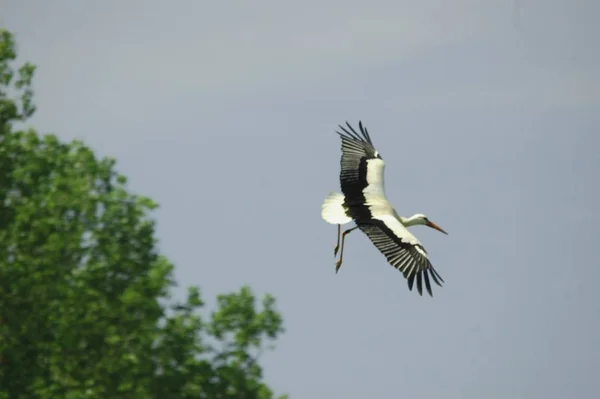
top-left (333, 224), bottom-right (341, 256)
top-left (335, 226), bottom-right (358, 273)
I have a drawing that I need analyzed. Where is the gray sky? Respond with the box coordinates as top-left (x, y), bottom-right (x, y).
top-left (3, 1), bottom-right (599, 398)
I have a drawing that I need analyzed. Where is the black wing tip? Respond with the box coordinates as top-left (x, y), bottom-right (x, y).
top-left (358, 120), bottom-right (372, 143)
top-left (406, 268), bottom-right (444, 297)
top-left (335, 120), bottom-right (373, 145)
top-left (429, 265), bottom-right (445, 286)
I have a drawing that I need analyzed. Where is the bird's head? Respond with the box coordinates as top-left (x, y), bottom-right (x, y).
top-left (410, 214), bottom-right (448, 235)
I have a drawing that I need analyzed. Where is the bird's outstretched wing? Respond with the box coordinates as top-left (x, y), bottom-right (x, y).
top-left (357, 216), bottom-right (444, 296)
top-left (336, 121), bottom-right (385, 212)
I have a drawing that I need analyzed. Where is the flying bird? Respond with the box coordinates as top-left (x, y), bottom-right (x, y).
top-left (320, 121), bottom-right (448, 296)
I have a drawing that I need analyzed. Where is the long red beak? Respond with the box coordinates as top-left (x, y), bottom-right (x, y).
top-left (426, 221), bottom-right (448, 235)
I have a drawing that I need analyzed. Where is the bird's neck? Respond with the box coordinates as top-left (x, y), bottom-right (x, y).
top-left (400, 215), bottom-right (422, 227)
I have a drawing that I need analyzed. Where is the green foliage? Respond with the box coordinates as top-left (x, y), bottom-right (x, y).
top-left (0, 29), bottom-right (286, 399)
top-left (0, 29), bottom-right (36, 127)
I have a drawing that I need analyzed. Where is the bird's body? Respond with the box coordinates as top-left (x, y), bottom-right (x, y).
top-left (321, 121), bottom-right (447, 297)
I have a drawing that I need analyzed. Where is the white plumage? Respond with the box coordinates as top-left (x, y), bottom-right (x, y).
top-left (321, 121), bottom-right (448, 297)
top-left (321, 192), bottom-right (352, 225)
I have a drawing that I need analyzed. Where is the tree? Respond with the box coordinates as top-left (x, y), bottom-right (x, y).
top-left (0, 29), bottom-right (286, 399)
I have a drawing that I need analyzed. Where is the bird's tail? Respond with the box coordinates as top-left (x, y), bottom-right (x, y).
top-left (321, 192), bottom-right (352, 224)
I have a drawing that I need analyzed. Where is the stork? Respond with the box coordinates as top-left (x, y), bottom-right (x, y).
top-left (320, 121), bottom-right (448, 297)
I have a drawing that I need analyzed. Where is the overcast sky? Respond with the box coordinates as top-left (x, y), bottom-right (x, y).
top-left (3, 1), bottom-right (599, 398)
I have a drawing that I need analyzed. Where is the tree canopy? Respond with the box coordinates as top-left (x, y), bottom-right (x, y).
top-left (0, 29), bottom-right (286, 399)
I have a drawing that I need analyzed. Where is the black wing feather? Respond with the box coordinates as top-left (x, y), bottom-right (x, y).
top-left (357, 220), bottom-right (444, 297)
top-left (335, 121), bottom-right (381, 203)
